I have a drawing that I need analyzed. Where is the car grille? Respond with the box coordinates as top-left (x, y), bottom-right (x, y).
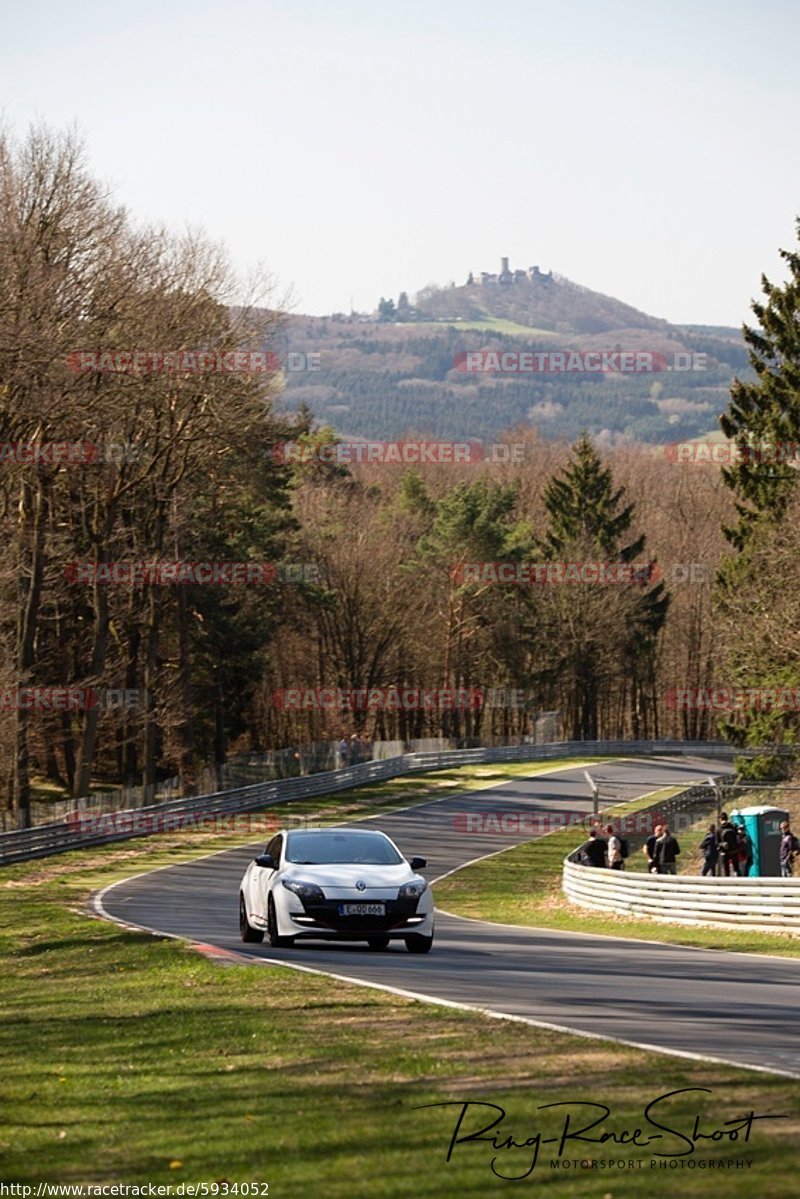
top-left (299, 896), bottom-right (420, 931)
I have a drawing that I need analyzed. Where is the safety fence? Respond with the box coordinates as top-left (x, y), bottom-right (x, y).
top-left (0, 738), bottom-right (748, 866)
top-left (8, 733), bottom-right (553, 831)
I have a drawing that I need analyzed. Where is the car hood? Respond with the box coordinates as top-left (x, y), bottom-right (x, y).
top-left (282, 862), bottom-right (416, 889)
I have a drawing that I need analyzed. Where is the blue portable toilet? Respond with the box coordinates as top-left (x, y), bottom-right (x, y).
top-left (731, 806), bottom-right (789, 877)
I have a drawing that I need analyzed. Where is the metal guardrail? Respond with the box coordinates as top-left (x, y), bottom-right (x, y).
top-left (563, 787), bottom-right (800, 935)
top-left (0, 738), bottom-right (746, 866)
top-left (563, 860), bottom-right (800, 933)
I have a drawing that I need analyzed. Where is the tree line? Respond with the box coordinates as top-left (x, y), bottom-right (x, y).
top-left (1, 127), bottom-right (798, 824)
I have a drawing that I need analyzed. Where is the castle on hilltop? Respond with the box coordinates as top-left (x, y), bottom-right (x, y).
top-left (468, 257), bottom-right (553, 286)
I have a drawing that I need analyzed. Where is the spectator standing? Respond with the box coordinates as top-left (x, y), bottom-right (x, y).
top-left (643, 822), bottom-right (665, 873)
top-left (606, 824), bottom-right (623, 870)
top-left (736, 824), bottom-right (754, 877)
top-left (654, 825), bottom-right (681, 875)
top-left (578, 828), bottom-right (608, 867)
top-left (780, 820), bottom-right (799, 877)
top-left (338, 737), bottom-right (350, 768)
top-left (718, 813), bottom-right (739, 877)
top-left (700, 824), bottom-right (718, 876)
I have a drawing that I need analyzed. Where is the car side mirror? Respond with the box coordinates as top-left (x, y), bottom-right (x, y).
top-left (410, 857), bottom-right (427, 870)
top-left (255, 853), bottom-right (275, 869)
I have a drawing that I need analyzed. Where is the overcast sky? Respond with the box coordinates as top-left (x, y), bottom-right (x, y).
top-left (2, 0), bottom-right (798, 326)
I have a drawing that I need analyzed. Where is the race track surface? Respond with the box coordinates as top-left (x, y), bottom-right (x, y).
top-left (96, 756), bottom-right (800, 1078)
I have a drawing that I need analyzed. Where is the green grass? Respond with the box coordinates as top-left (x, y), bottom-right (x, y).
top-left (413, 317), bottom-right (560, 338)
top-left (262, 755), bottom-right (610, 817)
top-left (434, 786), bottom-right (800, 957)
top-left (1, 842), bottom-right (799, 1195)
top-left (29, 777), bottom-right (115, 804)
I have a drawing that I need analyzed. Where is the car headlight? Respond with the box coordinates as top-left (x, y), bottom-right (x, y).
top-left (398, 879), bottom-right (427, 900)
top-left (281, 879), bottom-right (325, 903)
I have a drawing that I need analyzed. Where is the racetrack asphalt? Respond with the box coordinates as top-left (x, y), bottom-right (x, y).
top-left (95, 756), bottom-right (800, 1078)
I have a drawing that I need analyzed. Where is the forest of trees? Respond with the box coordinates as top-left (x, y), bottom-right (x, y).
top-left (280, 318), bottom-right (745, 446)
top-left (1, 128), bottom-right (798, 826)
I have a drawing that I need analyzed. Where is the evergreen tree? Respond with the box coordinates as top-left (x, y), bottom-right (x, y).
top-left (543, 433), bottom-right (644, 560)
top-left (414, 479), bottom-right (532, 736)
top-left (536, 435), bottom-right (669, 739)
top-left (377, 297), bottom-right (396, 321)
top-left (719, 219), bottom-right (800, 549)
top-left (715, 221), bottom-right (800, 768)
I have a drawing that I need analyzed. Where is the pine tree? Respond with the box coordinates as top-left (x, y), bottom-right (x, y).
top-left (719, 219), bottom-right (800, 549)
top-left (537, 435), bottom-right (669, 739)
top-left (543, 433), bottom-right (644, 560)
top-left (377, 297), bottom-right (396, 321)
top-left (714, 221), bottom-right (800, 768)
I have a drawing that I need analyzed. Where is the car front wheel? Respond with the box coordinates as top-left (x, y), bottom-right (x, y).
top-left (239, 893), bottom-right (264, 943)
top-left (267, 896), bottom-right (295, 949)
top-left (405, 933), bottom-right (433, 954)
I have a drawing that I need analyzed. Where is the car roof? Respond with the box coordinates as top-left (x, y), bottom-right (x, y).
top-left (282, 826), bottom-right (392, 838)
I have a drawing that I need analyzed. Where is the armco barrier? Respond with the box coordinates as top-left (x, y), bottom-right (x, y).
top-left (0, 739), bottom-right (746, 866)
top-left (563, 858), bottom-right (800, 934)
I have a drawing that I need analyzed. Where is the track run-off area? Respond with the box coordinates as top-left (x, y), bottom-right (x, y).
top-left (95, 756), bottom-right (800, 1079)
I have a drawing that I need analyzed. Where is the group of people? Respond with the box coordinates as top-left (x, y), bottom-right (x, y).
top-left (643, 822), bottom-right (681, 874)
top-left (337, 733), bottom-right (372, 767)
top-left (578, 824), bottom-right (630, 871)
top-left (699, 814), bottom-right (752, 877)
top-left (699, 814), bottom-right (798, 877)
top-left (577, 821), bottom-right (683, 873)
top-left (577, 812), bottom-right (800, 879)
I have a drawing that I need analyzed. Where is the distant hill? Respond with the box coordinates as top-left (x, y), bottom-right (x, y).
top-left (414, 263), bottom-right (672, 334)
top-left (269, 262), bottom-right (750, 447)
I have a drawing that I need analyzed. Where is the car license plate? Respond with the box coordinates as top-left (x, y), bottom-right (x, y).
top-left (339, 902), bottom-right (385, 916)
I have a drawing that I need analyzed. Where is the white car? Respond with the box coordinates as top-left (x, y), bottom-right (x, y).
top-left (239, 826), bottom-right (434, 953)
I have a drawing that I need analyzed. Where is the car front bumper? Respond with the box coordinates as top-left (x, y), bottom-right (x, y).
top-left (288, 896), bottom-right (432, 938)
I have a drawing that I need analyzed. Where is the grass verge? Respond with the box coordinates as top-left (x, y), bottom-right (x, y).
top-left (1, 840), bottom-right (799, 1196)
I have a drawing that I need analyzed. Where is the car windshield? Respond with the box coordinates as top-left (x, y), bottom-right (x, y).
top-left (284, 830), bottom-right (403, 866)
